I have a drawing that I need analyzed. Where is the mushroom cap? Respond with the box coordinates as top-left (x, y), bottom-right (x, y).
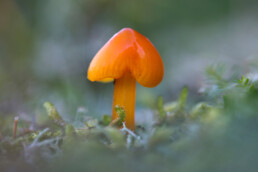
top-left (87, 28), bottom-right (164, 88)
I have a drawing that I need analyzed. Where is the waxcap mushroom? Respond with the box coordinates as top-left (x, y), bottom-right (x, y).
top-left (88, 28), bottom-right (164, 87)
top-left (88, 28), bottom-right (164, 131)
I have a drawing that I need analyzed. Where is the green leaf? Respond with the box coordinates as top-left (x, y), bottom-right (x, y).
top-left (177, 86), bottom-right (188, 112)
top-left (109, 105), bottom-right (125, 127)
top-left (43, 102), bottom-right (66, 127)
top-left (157, 96), bottom-right (166, 122)
top-left (101, 115), bottom-right (112, 126)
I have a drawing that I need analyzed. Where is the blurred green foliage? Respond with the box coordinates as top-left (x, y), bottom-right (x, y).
top-left (1, 0), bottom-right (258, 116)
top-left (1, 0), bottom-right (258, 171)
top-left (1, 66), bottom-right (258, 171)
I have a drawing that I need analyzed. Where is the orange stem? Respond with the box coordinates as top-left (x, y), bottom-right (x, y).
top-left (112, 71), bottom-right (136, 131)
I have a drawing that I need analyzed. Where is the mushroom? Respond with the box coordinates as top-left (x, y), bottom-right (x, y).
top-left (88, 28), bottom-right (164, 131)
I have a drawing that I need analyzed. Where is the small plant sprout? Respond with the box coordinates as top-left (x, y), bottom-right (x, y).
top-left (88, 28), bottom-right (164, 131)
top-left (43, 102), bottom-right (66, 127)
top-left (13, 116), bottom-right (19, 139)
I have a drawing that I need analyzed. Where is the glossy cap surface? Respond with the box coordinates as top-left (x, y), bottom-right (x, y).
top-left (87, 28), bottom-right (164, 87)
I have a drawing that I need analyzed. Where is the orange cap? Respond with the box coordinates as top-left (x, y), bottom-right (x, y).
top-left (88, 28), bottom-right (164, 87)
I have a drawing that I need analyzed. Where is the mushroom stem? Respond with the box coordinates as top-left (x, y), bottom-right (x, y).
top-left (112, 71), bottom-right (136, 131)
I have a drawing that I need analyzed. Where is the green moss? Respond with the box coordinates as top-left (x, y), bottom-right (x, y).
top-left (1, 66), bottom-right (258, 172)
top-left (43, 102), bottom-right (66, 127)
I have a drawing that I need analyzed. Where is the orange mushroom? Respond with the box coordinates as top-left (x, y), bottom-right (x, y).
top-left (88, 28), bottom-right (164, 131)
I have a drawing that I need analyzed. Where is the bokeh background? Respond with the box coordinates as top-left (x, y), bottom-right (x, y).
top-left (1, 0), bottom-right (258, 122)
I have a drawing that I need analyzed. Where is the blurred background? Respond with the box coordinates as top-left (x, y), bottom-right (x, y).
top-left (1, 0), bottom-right (258, 123)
